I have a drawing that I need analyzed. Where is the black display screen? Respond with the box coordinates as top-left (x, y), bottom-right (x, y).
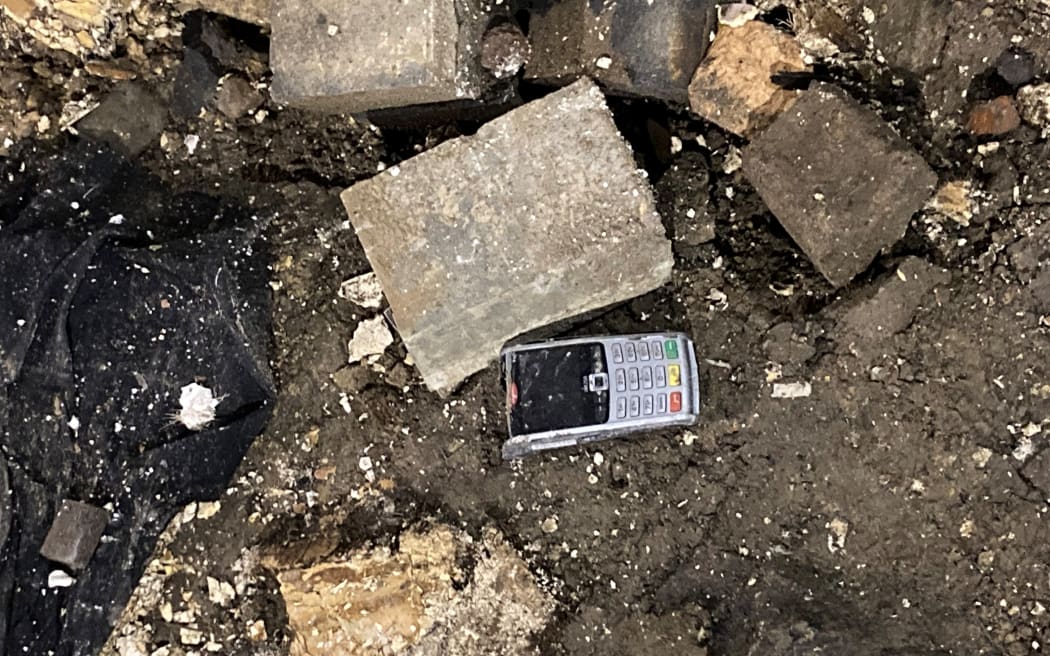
top-left (508, 342), bottom-right (609, 436)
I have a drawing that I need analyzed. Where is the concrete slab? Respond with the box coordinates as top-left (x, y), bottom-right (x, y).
top-left (743, 83), bottom-right (937, 287)
top-left (341, 79), bottom-right (673, 393)
top-left (270, 0), bottom-right (490, 113)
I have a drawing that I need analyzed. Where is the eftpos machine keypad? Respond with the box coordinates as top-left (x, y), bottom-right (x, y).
top-left (607, 336), bottom-right (691, 424)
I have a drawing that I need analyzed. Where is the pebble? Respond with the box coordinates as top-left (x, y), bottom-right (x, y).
top-left (47, 570), bottom-right (75, 588)
top-left (347, 315), bottom-right (394, 364)
top-left (206, 576), bottom-right (236, 606)
top-left (196, 501), bottom-right (221, 519)
top-left (337, 271), bottom-right (384, 309)
top-left (480, 22), bottom-right (531, 79)
top-left (996, 48), bottom-right (1035, 87)
top-left (972, 447), bottom-right (993, 469)
top-left (179, 628), bottom-right (204, 646)
top-left (965, 96), bottom-right (1021, 136)
top-left (541, 517), bottom-right (558, 534)
top-left (247, 619), bottom-right (268, 641)
top-left (771, 381), bottom-right (812, 399)
top-left (215, 75), bottom-right (263, 119)
top-left (1017, 83), bottom-right (1050, 130)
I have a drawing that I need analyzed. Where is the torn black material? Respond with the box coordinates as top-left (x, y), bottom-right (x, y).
top-left (0, 141), bottom-right (274, 656)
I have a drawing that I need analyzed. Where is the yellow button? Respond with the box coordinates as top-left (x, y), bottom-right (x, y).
top-left (668, 364), bottom-right (681, 386)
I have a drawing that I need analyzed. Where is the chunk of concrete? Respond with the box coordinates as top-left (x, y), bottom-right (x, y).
top-left (39, 499), bottom-right (110, 571)
top-left (525, 0), bottom-right (718, 104)
top-left (833, 257), bottom-right (950, 359)
top-left (688, 20), bottom-right (808, 136)
top-left (743, 83), bottom-right (937, 287)
top-left (341, 79), bottom-right (673, 393)
top-left (270, 0), bottom-right (491, 113)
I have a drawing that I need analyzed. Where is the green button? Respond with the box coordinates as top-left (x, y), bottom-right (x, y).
top-left (664, 339), bottom-right (678, 359)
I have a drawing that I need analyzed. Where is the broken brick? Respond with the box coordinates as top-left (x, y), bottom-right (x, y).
top-left (743, 83), bottom-right (937, 287)
top-left (525, 0), bottom-right (717, 104)
top-left (966, 96), bottom-right (1021, 136)
top-left (341, 79), bottom-right (672, 393)
top-left (270, 0), bottom-right (492, 113)
top-left (687, 20), bottom-right (808, 137)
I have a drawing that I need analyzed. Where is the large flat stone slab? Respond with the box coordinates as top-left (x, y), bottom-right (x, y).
top-left (341, 79), bottom-right (673, 393)
top-left (743, 83), bottom-right (937, 287)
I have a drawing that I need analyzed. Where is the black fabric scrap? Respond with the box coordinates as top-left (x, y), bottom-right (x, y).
top-left (0, 141), bottom-right (274, 656)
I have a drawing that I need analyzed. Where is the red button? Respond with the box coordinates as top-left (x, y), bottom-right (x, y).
top-left (670, 392), bottom-right (682, 413)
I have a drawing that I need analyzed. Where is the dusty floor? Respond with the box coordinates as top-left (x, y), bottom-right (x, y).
top-left (3, 0), bottom-right (1050, 654)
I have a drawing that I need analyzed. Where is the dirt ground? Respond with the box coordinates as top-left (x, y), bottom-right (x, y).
top-left (3, 0), bottom-right (1050, 654)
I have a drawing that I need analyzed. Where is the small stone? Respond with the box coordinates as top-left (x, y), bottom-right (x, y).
top-left (358, 456), bottom-right (373, 473)
top-left (540, 517), bottom-right (558, 534)
top-left (47, 570), bottom-right (75, 588)
top-left (743, 83), bottom-right (937, 287)
top-left (966, 96), bottom-right (1021, 136)
top-left (827, 518), bottom-right (849, 552)
top-left (215, 76), bottom-right (262, 119)
top-left (771, 382), bottom-right (812, 399)
top-left (337, 271), bottom-right (384, 309)
top-left (347, 315), bottom-right (394, 364)
top-left (196, 500), bottom-right (221, 519)
top-left (480, 22), bottom-right (530, 79)
top-left (179, 628), bottom-right (204, 646)
top-left (996, 48), bottom-right (1035, 87)
top-left (1017, 83), bottom-right (1050, 130)
top-left (206, 576), bottom-right (236, 606)
top-left (978, 550), bottom-right (996, 568)
top-left (972, 447), bottom-right (993, 469)
top-left (928, 181), bottom-right (975, 226)
top-left (39, 499), bottom-right (110, 571)
top-left (959, 519), bottom-right (975, 538)
top-left (688, 20), bottom-right (808, 137)
top-left (719, 2), bottom-right (759, 27)
top-left (247, 619), bottom-right (267, 642)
